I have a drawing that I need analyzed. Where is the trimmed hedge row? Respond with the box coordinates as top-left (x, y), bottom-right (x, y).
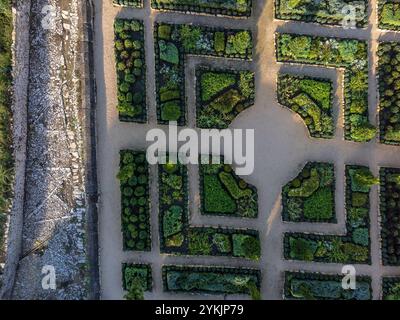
top-left (380, 167), bottom-right (400, 265)
top-left (378, 0), bottom-right (400, 31)
top-left (276, 33), bottom-right (376, 143)
top-left (284, 272), bottom-right (372, 300)
top-left (159, 157), bottom-right (260, 260)
top-left (162, 265), bottom-right (261, 295)
top-left (0, 0), bottom-right (13, 261)
top-left (282, 162), bottom-right (336, 223)
top-left (200, 159), bottom-right (258, 218)
top-left (114, 19), bottom-right (147, 122)
top-left (284, 165), bottom-right (376, 264)
top-left (277, 74), bottom-right (334, 139)
top-left (113, 0), bottom-right (143, 7)
top-left (382, 277), bottom-right (400, 300)
top-left (151, 0), bottom-right (252, 17)
top-left (196, 66), bottom-right (255, 129)
top-left (122, 263), bottom-right (152, 291)
top-left (117, 150), bottom-right (151, 251)
top-left (377, 42), bottom-right (400, 145)
top-left (275, 0), bottom-right (368, 27)
top-left (154, 22), bottom-right (253, 126)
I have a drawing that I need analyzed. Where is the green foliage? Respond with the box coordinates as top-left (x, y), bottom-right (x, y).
top-left (161, 101), bottom-right (182, 121)
top-left (203, 174), bottom-right (237, 214)
top-left (219, 172), bottom-right (252, 200)
top-left (214, 32), bottom-right (225, 52)
top-left (122, 264), bottom-right (151, 300)
top-left (159, 40), bottom-right (179, 64)
top-left (180, 25), bottom-right (201, 51)
top-left (349, 168), bottom-right (379, 192)
top-left (188, 229), bottom-right (212, 255)
top-left (213, 233), bottom-right (232, 253)
top-left (303, 187), bottom-right (334, 220)
top-left (352, 228), bottom-right (369, 246)
top-left (200, 71), bottom-right (236, 102)
top-left (289, 237), bottom-right (317, 261)
top-left (227, 31), bottom-right (251, 55)
top-left (288, 168), bottom-right (320, 197)
top-left (232, 234), bottom-right (260, 260)
top-left (163, 205), bottom-right (183, 238)
top-left (380, 2), bottom-right (400, 30)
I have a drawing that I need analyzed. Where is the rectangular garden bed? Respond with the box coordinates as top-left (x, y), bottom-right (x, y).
top-left (378, 0), bottom-right (400, 31)
top-left (122, 263), bottom-right (152, 291)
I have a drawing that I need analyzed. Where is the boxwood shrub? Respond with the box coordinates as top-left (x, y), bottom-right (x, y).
top-left (151, 0), bottom-right (252, 17)
top-left (122, 263), bottom-right (152, 291)
top-left (154, 22), bottom-right (253, 126)
top-left (283, 165), bottom-right (377, 264)
top-left (276, 33), bottom-right (376, 143)
top-left (117, 150), bottom-right (151, 251)
top-left (379, 0), bottom-right (400, 31)
top-left (377, 42), bottom-right (400, 145)
top-left (275, 0), bottom-right (368, 27)
top-left (196, 66), bottom-right (255, 129)
top-left (282, 162), bottom-right (335, 222)
top-left (159, 156), bottom-right (260, 260)
top-left (382, 277), bottom-right (400, 300)
top-left (278, 74), bottom-right (334, 139)
top-left (284, 272), bottom-right (371, 300)
top-left (162, 265), bottom-right (261, 295)
top-left (380, 168), bottom-right (400, 265)
top-left (113, 0), bottom-right (143, 7)
top-left (200, 159), bottom-right (258, 218)
top-left (114, 19), bottom-right (147, 122)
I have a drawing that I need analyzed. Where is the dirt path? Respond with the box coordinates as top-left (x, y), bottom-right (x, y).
top-left (95, 0), bottom-right (400, 300)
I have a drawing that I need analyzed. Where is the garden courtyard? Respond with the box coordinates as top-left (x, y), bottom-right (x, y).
top-left (94, 0), bottom-right (400, 299)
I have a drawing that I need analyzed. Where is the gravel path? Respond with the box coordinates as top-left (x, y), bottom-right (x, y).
top-left (95, 0), bottom-right (400, 300)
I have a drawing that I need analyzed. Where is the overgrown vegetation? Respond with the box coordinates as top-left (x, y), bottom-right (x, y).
top-left (379, 0), bottom-right (400, 30)
top-left (284, 165), bottom-right (377, 264)
top-left (163, 265), bottom-right (261, 295)
top-left (114, 19), bottom-right (147, 122)
top-left (276, 33), bottom-right (376, 142)
top-left (155, 22), bottom-right (252, 125)
top-left (200, 159), bottom-right (258, 218)
top-left (284, 272), bottom-right (371, 300)
top-left (151, 0), bottom-right (252, 17)
top-left (282, 162), bottom-right (335, 222)
top-left (276, 0), bottom-right (368, 27)
top-left (377, 42), bottom-right (400, 145)
top-left (117, 151), bottom-right (151, 251)
top-left (278, 74), bottom-right (334, 139)
top-left (0, 0), bottom-right (13, 260)
top-left (196, 67), bottom-right (255, 129)
top-left (159, 156), bottom-right (260, 260)
top-left (380, 168), bottom-right (400, 266)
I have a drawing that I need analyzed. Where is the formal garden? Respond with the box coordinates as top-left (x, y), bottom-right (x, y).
top-left (199, 159), bottom-right (258, 218)
top-left (154, 22), bottom-right (252, 125)
top-left (114, 19), bottom-right (147, 122)
top-left (379, 0), bottom-right (400, 31)
top-left (382, 277), bottom-right (400, 300)
top-left (117, 150), bottom-right (151, 251)
top-left (278, 74), bottom-right (334, 139)
top-left (151, 0), bottom-right (252, 17)
top-left (380, 168), bottom-right (400, 266)
top-left (162, 265), bottom-right (261, 296)
top-left (122, 264), bottom-right (152, 299)
top-left (276, 33), bottom-right (375, 142)
top-left (284, 272), bottom-right (372, 300)
top-left (0, 0), bottom-right (13, 261)
top-left (282, 162), bottom-right (335, 223)
top-left (275, 0), bottom-right (368, 27)
top-left (113, 0), bottom-right (143, 8)
top-left (284, 165), bottom-right (377, 264)
top-left (196, 67), bottom-right (255, 129)
top-left (378, 42), bottom-right (400, 145)
top-left (158, 158), bottom-right (260, 260)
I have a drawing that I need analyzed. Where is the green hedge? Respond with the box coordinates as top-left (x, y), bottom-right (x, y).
top-left (114, 19), bottom-right (147, 122)
top-left (276, 33), bottom-right (376, 143)
top-left (378, 42), bottom-right (400, 145)
top-left (159, 156), bottom-right (260, 260)
top-left (117, 151), bottom-right (151, 251)
top-left (196, 66), bottom-right (255, 129)
top-left (379, 0), bottom-right (400, 31)
top-left (0, 0), bottom-right (13, 260)
top-left (382, 277), bottom-right (400, 300)
top-left (155, 22), bottom-right (253, 126)
top-left (122, 263), bottom-right (152, 291)
top-left (278, 74), bottom-right (334, 139)
top-left (284, 272), bottom-right (371, 300)
top-left (200, 160), bottom-right (258, 218)
top-left (275, 0), bottom-right (368, 27)
top-left (380, 168), bottom-right (400, 265)
top-left (282, 162), bottom-right (335, 222)
top-left (162, 265), bottom-right (261, 295)
top-left (151, 0), bottom-right (252, 17)
top-left (113, 0), bottom-right (143, 7)
top-left (283, 165), bottom-right (376, 264)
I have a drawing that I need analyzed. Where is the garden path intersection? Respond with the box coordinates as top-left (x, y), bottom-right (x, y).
top-left (95, 0), bottom-right (400, 300)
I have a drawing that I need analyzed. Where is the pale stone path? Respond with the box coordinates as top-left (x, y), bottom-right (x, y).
top-left (95, 0), bottom-right (400, 300)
